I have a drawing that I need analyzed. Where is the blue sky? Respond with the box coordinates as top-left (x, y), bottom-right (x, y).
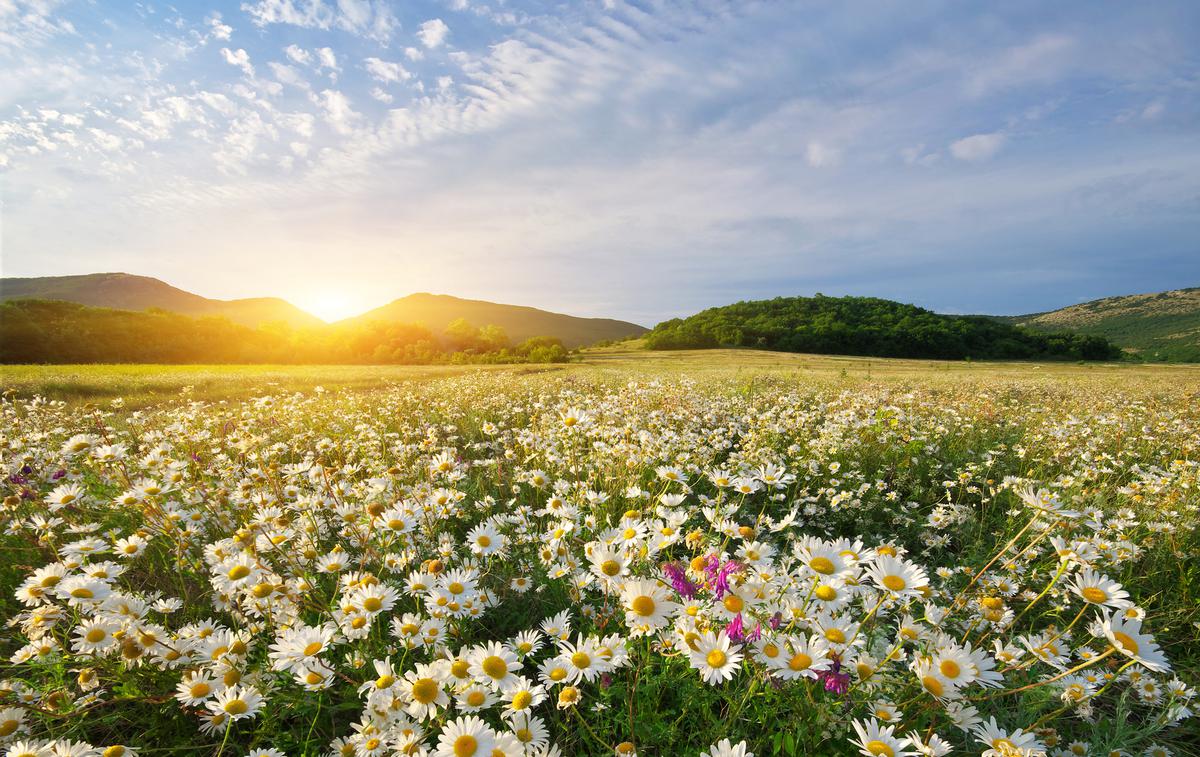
top-left (1, 0), bottom-right (1197, 324)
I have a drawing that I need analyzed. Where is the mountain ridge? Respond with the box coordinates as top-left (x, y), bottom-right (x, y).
top-left (0, 273), bottom-right (324, 330)
top-left (0, 273), bottom-right (648, 349)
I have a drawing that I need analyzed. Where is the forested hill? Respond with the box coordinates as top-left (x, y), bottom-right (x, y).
top-left (997, 288), bottom-right (1200, 362)
top-left (645, 295), bottom-right (1122, 361)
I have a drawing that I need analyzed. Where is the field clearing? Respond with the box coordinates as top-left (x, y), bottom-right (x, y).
top-left (5, 348), bottom-right (1200, 408)
top-left (2, 352), bottom-right (1199, 756)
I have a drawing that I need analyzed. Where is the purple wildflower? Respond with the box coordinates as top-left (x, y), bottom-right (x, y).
top-left (726, 613), bottom-right (745, 642)
top-left (769, 612), bottom-right (783, 631)
top-left (818, 654), bottom-right (850, 696)
top-left (51, 469), bottom-right (67, 480)
top-left (662, 562), bottom-right (698, 599)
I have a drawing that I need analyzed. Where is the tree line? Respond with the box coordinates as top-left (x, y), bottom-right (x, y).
top-left (644, 295), bottom-right (1123, 361)
top-left (0, 300), bottom-right (572, 364)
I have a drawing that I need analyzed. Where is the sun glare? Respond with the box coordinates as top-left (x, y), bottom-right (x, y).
top-left (296, 292), bottom-right (362, 323)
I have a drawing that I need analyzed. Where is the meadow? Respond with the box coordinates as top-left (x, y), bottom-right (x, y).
top-left (2, 350), bottom-right (1199, 757)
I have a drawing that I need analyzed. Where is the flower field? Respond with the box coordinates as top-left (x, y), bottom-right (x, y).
top-left (2, 358), bottom-right (1199, 756)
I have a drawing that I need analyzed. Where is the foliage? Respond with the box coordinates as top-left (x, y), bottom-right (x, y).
top-left (0, 300), bottom-right (571, 366)
top-left (1001, 288), bottom-right (1200, 363)
top-left (645, 295), bottom-right (1124, 361)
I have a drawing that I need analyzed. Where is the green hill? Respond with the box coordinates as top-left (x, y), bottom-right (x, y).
top-left (645, 295), bottom-right (1122, 361)
top-left (998, 288), bottom-right (1200, 362)
top-left (341, 292), bottom-right (646, 349)
top-left (0, 273), bottom-right (324, 330)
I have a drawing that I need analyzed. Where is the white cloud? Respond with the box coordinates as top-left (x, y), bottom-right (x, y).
top-left (364, 57), bottom-right (409, 84)
top-left (369, 86), bottom-right (393, 103)
top-left (208, 14), bottom-right (233, 41)
top-left (241, 0), bottom-right (331, 30)
top-left (284, 44), bottom-right (311, 66)
top-left (1141, 100), bottom-right (1165, 120)
top-left (417, 19), bottom-right (449, 49)
top-left (269, 62), bottom-right (310, 89)
top-left (950, 132), bottom-right (1006, 162)
top-left (318, 89), bottom-right (359, 135)
top-left (805, 141), bottom-right (840, 168)
top-left (241, 0), bottom-right (394, 41)
top-left (965, 34), bottom-right (1076, 97)
top-left (404, 47), bottom-right (424, 62)
top-left (221, 47), bottom-right (255, 77)
top-left (316, 47), bottom-right (339, 72)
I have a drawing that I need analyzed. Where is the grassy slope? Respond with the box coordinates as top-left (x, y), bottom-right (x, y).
top-left (1000, 288), bottom-right (1200, 360)
top-left (340, 292), bottom-right (648, 348)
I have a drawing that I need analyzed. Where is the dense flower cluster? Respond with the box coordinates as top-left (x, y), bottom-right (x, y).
top-left (1, 373), bottom-right (1197, 756)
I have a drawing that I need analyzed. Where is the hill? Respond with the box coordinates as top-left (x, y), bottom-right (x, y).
top-left (0, 273), bottom-right (323, 329)
top-left (645, 295), bottom-right (1122, 361)
top-left (0, 300), bottom-right (570, 364)
top-left (997, 288), bottom-right (1200, 362)
top-left (342, 292), bottom-right (646, 348)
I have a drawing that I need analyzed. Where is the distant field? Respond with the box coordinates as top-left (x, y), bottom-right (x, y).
top-left (4, 348), bottom-right (1199, 407)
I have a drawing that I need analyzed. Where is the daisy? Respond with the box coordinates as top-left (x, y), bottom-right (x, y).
top-left (688, 630), bottom-right (742, 685)
top-left (867, 556), bottom-right (928, 599)
top-left (851, 719), bottom-right (913, 757)
top-left (1101, 614), bottom-right (1171, 673)
top-left (772, 634), bottom-right (831, 681)
top-left (619, 580), bottom-right (679, 635)
top-left (973, 717), bottom-right (1044, 757)
top-left (207, 684), bottom-right (262, 722)
top-left (400, 662), bottom-right (450, 720)
top-left (701, 740), bottom-right (753, 757)
top-left (1070, 569), bottom-right (1132, 609)
top-left (499, 676), bottom-right (546, 719)
top-left (468, 641), bottom-right (520, 689)
top-left (433, 716), bottom-right (495, 757)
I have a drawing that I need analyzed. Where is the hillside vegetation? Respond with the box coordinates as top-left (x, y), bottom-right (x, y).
top-left (646, 294), bottom-right (1122, 360)
top-left (1001, 287), bottom-right (1200, 361)
top-left (342, 292), bottom-right (646, 348)
top-left (0, 300), bottom-right (571, 365)
top-left (0, 272), bottom-right (323, 329)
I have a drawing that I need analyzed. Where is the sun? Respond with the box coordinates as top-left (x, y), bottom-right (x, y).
top-left (295, 292), bottom-right (363, 323)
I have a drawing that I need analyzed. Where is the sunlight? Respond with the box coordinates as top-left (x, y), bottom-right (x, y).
top-left (295, 291), bottom-right (362, 323)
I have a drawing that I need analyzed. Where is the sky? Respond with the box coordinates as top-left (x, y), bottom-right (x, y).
top-left (0, 1), bottom-right (1198, 325)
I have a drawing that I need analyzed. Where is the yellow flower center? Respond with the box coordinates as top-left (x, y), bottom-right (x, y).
top-left (411, 678), bottom-right (439, 704)
top-left (190, 682), bottom-right (211, 698)
top-left (1112, 631), bottom-right (1139, 655)
top-left (362, 596), bottom-right (382, 612)
top-left (815, 585), bottom-right (837, 601)
top-left (571, 652), bottom-right (592, 669)
top-left (939, 660), bottom-right (961, 679)
top-left (601, 560), bottom-right (621, 577)
top-left (223, 699), bottom-right (248, 715)
top-left (810, 557), bottom-right (835, 575)
top-left (303, 642), bottom-right (323, 656)
top-left (865, 741), bottom-right (894, 757)
top-left (467, 690), bottom-right (486, 707)
top-left (723, 595), bottom-right (744, 613)
top-left (228, 565), bottom-right (251, 580)
top-left (922, 675), bottom-right (944, 696)
top-left (482, 655), bottom-right (508, 679)
top-left (511, 691), bottom-right (533, 710)
top-left (825, 628), bottom-right (846, 644)
top-left (85, 628), bottom-right (107, 643)
top-left (789, 652), bottom-right (812, 671)
top-left (882, 575), bottom-right (906, 591)
top-left (630, 595), bottom-right (656, 617)
top-left (1081, 587), bottom-right (1108, 603)
top-left (453, 735), bottom-right (478, 757)
top-left (706, 649), bottom-right (727, 668)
